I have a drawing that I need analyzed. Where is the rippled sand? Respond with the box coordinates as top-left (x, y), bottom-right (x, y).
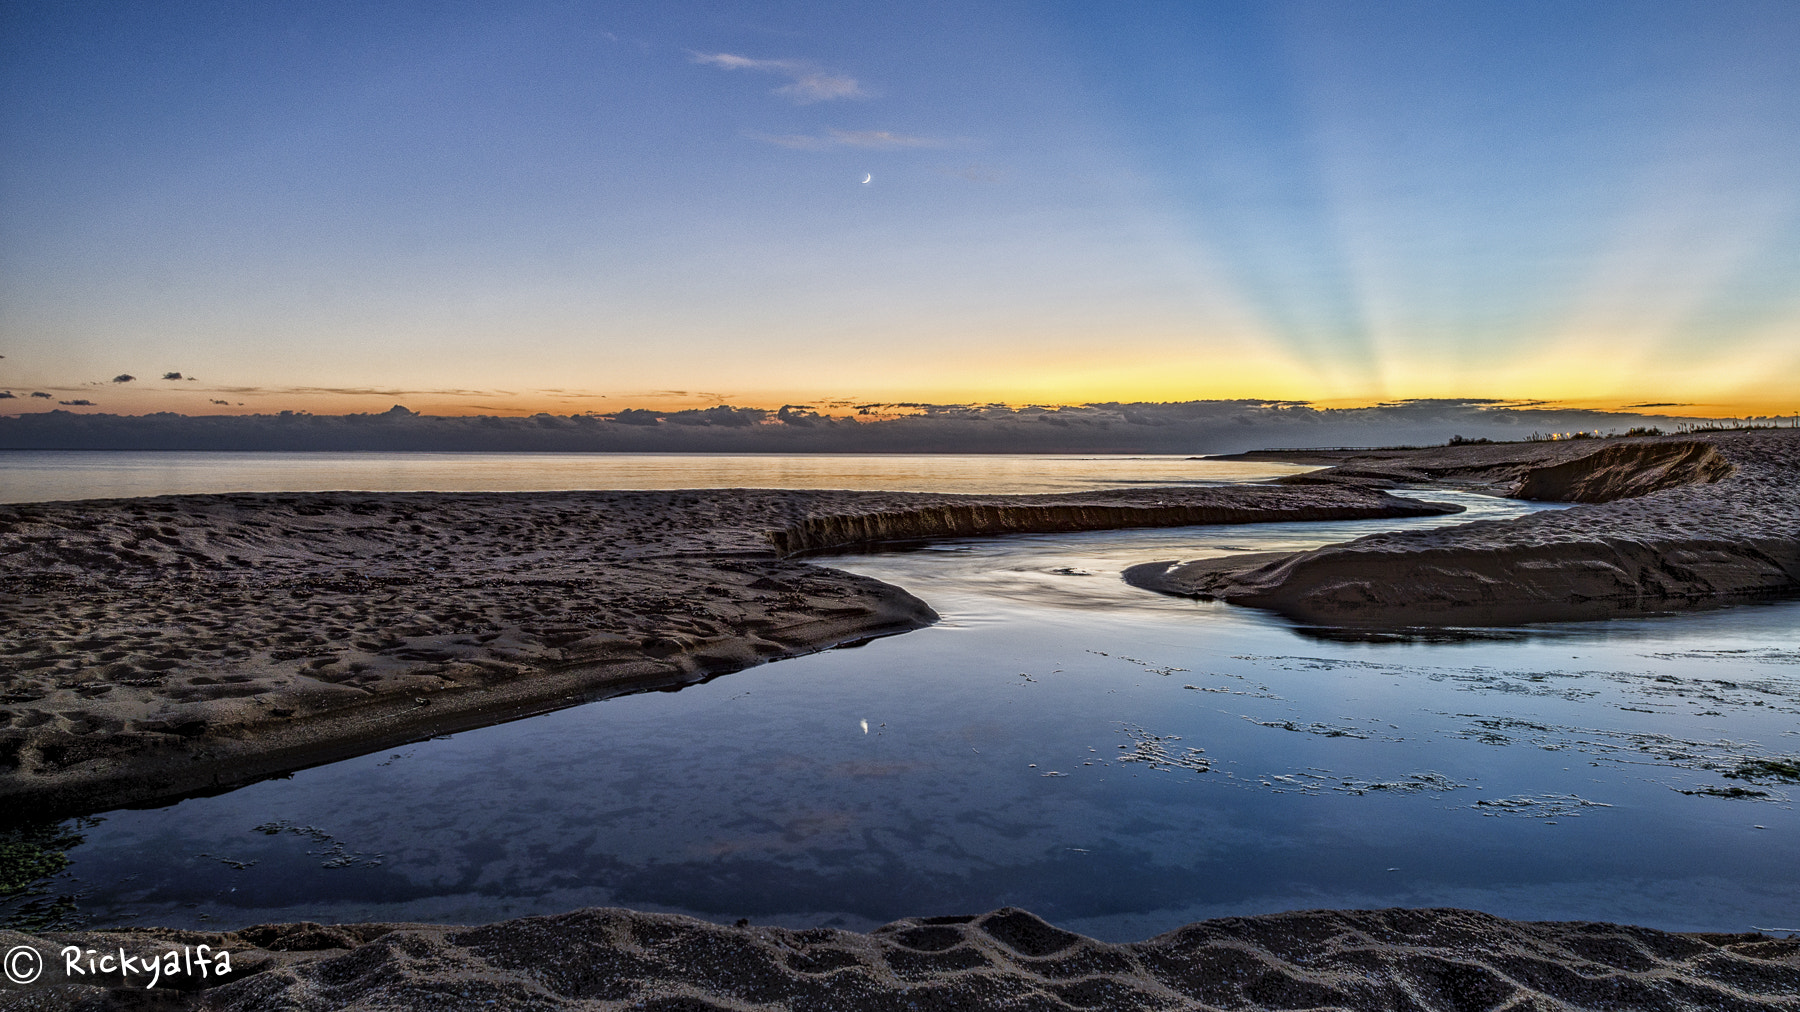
top-left (0, 484), bottom-right (1445, 814)
top-left (6, 906), bottom-right (1796, 1010)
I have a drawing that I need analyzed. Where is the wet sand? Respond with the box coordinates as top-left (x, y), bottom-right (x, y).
top-left (7, 439), bottom-right (1799, 1010)
top-left (5, 906), bottom-right (1795, 1010)
top-left (1129, 430), bottom-right (1800, 626)
top-left (0, 484), bottom-right (1452, 816)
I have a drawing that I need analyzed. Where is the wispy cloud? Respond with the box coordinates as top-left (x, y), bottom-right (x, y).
top-left (939, 162), bottom-right (1006, 183)
top-left (628, 389), bottom-right (731, 404)
top-left (777, 75), bottom-right (862, 104)
top-left (827, 129), bottom-right (940, 149)
top-left (747, 128), bottom-right (945, 151)
top-left (690, 51), bottom-right (866, 104)
top-left (196, 385), bottom-right (508, 398)
top-left (746, 132), bottom-right (832, 150)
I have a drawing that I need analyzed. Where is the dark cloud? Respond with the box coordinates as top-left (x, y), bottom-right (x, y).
top-left (30, 392), bottom-right (52, 399)
top-left (0, 391), bottom-right (14, 399)
top-left (112, 374), bottom-right (135, 383)
top-left (665, 406), bottom-right (765, 427)
top-left (0, 399), bottom-right (1758, 453)
top-left (162, 372), bottom-right (184, 381)
top-left (58, 399), bottom-right (96, 406)
top-left (210, 399), bottom-right (231, 405)
top-left (1621, 402), bottom-right (1688, 409)
top-left (777, 405), bottom-right (828, 427)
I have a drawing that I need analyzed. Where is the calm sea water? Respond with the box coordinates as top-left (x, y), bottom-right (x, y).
top-left (22, 488), bottom-right (1800, 940)
top-left (0, 450), bottom-right (1312, 502)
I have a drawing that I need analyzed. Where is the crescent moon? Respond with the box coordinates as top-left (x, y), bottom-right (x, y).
top-left (861, 173), bottom-right (872, 185)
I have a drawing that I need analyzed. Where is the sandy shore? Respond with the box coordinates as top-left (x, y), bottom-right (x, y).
top-left (4, 905), bottom-right (1795, 1010)
top-left (1128, 430), bottom-right (1800, 626)
top-left (5, 446), bottom-right (1799, 1008)
top-left (0, 483), bottom-right (1453, 816)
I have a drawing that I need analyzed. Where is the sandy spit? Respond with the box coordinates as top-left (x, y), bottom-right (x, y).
top-left (1129, 430), bottom-right (1800, 626)
top-left (0, 483), bottom-right (1450, 816)
top-left (3, 905), bottom-right (1795, 1011)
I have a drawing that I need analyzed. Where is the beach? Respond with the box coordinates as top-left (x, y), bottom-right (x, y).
top-left (0, 483), bottom-right (1453, 816)
top-left (3, 432), bottom-right (1798, 1009)
top-left (1129, 430), bottom-right (1800, 626)
top-left (5, 906), bottom-right (1796, 1010)
top-left (10, 0), bottom-right (1799, 1004)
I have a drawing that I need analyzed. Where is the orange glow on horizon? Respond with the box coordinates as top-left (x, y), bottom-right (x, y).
top-left (8, 382), bottom-right (1797, 422)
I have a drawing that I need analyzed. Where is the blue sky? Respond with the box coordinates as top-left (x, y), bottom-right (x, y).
top-left (3, 0), bottom-right (1797, 416)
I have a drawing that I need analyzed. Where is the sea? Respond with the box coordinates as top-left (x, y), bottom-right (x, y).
top-left (0, 450), bottom-right (1313, 502)
top-left (4, 451), bottom-right (1797, 940)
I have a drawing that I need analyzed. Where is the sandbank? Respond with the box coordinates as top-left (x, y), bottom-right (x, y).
top-left (1129, 430), bottom-right (1800, 627)
top-left (0, 484), bottom-right (1452, 815)
top-left (6, 444), bottom-right (1800, 1009)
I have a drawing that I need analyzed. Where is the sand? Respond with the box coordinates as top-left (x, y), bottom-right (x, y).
top-left (3, 906), bottom-right (1794, 1010)
top-left (7, 439), bottom-right (1799, 1010)
top-left (0, 483), bottom-right (1453, 816)
top-left (1129, 430), bottom-right (1800, 627)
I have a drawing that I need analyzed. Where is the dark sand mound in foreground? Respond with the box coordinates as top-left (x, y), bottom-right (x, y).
top-left (0, 484), bottom-right (1451, 815)
top-left (1129, 430), bottom-right (1800, 626)
top-left (4, 906), bottom-right (1795, 1011)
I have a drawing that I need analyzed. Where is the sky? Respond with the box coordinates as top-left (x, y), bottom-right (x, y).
top-left (2, 0), bottom-right (1798, 419)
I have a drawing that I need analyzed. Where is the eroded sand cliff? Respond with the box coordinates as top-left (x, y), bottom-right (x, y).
top-left (1127, 430), bottom-right (1799, 626)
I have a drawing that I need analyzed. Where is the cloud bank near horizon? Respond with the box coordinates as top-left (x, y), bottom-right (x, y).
top-left (1, 400), bottom-right (1777, 455)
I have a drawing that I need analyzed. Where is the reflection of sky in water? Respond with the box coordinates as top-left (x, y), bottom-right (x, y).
top-left (41, 495), bottom-right (1800, 940)
top-left (0, 451), bottom-right (1312, 503)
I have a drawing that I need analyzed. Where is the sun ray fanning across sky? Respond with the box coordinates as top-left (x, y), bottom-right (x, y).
top-left (1, 0), bottom-right (1797, 420)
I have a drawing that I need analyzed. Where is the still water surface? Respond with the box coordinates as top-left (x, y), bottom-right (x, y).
top-left (0, 451), bottom-right (1310, 502)
top-left (32, 489), bottom-right (1800, 940)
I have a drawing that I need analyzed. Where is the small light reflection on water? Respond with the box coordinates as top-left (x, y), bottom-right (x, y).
top-left (0, 451), bottom-right (1313, 503)
top-left (15, 494), bottom-right (1800, 941)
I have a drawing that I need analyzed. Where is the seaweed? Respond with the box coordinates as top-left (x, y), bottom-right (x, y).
top-left (1680, 786), bottom-right (1770, 799)
top-left (0, 815), bottom-right (98, 931)
top-left (1723, 758), bottom-right (1800, 783)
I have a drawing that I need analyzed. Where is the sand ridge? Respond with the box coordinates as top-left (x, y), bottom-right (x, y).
top-left (0, 483), bottom-right (1453, 816)
top-left (4, 453), bottom-right (1798, 1009)
top-left (1130, 430), bottom-right (1800, 626)
top-left (2, 905), bottom-right (1794, 1010)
